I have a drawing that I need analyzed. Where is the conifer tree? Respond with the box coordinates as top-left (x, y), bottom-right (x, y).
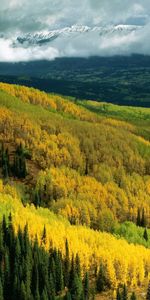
top-left (49, 273), bottom-right (55, 299)
top-left (122, 284), bottom-right (128, 300)
top-left (70, 272), bottom-right (83, 300)
top-left (0, 279), bottom-right (4, 300)
top-left (116, 287), bottom-right (121, 300)
top-left (49, 257), bottom-right (56, 291)
top-left (20, 281), bottom-right (27, 300)
top-left (34, 190), bottom-right (41, 207)
top-left (41, 288), bottom-right (49, 300)
top-left (141, 208), bottom-right (146, 227)
top-left (69, 256), bottom-right (75, 289)
top-left (65, 291), bottom-right (72, 300)
top-left (13, 144), bottom-right (27, 179)
top-left (143, 228), bottom-right (148, 242)
top-left (55, 251), bottom-right (64, 292)
top-left (64, 239), bottom-right (70, 287)
top-left (41, 225), bottom-right (47, 246)
top-left (75, 254), bottom-right (81, 278)
top-left (136, 208), bottom-right (141, 227)
top-left (83, 272), bottom-right (89, 300)
top-left (96, 262), bottom-right (107, 292)
top-left (1, 144), bottom-right (10, 179)
top-left (34, 285), bottom-right (40, 300)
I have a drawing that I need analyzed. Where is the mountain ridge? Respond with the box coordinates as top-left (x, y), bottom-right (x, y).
top-left (14, 24), bottom-right (142, 46)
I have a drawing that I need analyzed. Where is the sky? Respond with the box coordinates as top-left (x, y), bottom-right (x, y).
top-left (0, 0), bottom-right (150, 61)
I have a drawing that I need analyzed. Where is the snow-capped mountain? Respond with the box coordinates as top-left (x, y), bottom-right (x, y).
top-left (15, 24), bottom-right (142, 47)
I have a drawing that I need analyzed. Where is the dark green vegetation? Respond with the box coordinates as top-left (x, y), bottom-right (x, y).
top-left (1, 55), bottom-right (150, 107)
top-left (0, 214), bottom-right (91, 300)
top-left (0, 143), bottom-right (27, 179)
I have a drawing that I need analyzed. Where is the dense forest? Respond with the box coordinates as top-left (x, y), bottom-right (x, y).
top-left (0, 83), bottom-right (149, 298)
top-left (1, 56), bottom-right (150, 107)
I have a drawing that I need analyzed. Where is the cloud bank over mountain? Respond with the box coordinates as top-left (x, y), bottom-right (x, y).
top-left (0, 0), bottom-right (150, 61)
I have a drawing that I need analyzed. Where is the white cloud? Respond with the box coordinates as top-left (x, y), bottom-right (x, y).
top-left (0, 0), bottom-right (150, 61)
top-left (0, 38), bottom-right (59, 62)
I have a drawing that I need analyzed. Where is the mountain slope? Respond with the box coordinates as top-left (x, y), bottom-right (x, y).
top-left (0, 83), bottom-right (149, 228)
top-left (14, 24), bottom-right (141, 47)
top-left (0, 83), bottom-right (149, 297)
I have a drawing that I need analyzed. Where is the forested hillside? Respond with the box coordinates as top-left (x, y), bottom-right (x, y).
top-left (0, 83), bottom-right (150, 299)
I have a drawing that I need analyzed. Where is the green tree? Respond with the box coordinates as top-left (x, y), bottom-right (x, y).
top-left (136, 208), bottom-right (141, 227)
top-left (64, 239), bottom-right (70, 287)
top-left (143, 228), bottom-right (148, 242)
top-left (122, 284), bottom-right (128, 300)
top-left (70, 272), bottom-right (83, 300)
top-left (65, 291), bottom-right (72, 300)
top-left (41, 225), bottom-right (47, 246)
top-left (49, 273), bottom-right (55, 299)
top-left (96, 262), bottom-right (107, 292)
top-left (69, 256), bottom-right (75, 289)
top-left (55, 251), bottom-right (64, 292)
top-left (141, 208), bottom-right (146, 227)
top-left (20, 281), bottom-right (27, 300)
top-left (34, 190), bottom-right (41, 207)
top-left (0, 279), bottom-right (4, 300)
top-left (75, 254), bottom-right (81, 278)
top-left (41, 288), bottom-right (49, 300)
top-left (116, 287), bottom-right (121, 300)
top-left (83, 272), bottom-right (89, 300)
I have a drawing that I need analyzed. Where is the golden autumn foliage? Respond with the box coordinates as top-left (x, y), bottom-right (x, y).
top-left (0, 83), bottom-right (149, 227)
top-left (0, 180), bottom-right (149, 289)
top-left (0, 83), bottom-right (150, 294)
top-left (0, 82), bottom-right (98, 122)
top-left (35, 167), bottom-right (150, 230)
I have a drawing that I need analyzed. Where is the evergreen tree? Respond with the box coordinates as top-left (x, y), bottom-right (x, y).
top-left (2, 160), bottom-right (8, 179)
top-left (116, 287), bottom-right (121, 300)
top-left (143, 228), bottom-right (148, 242)
top-left (70, 272), bottom-right (83, 300)
top-left (69, 256), bottom-right (75, 289)
top-left (49, 257), bottom-right (56, 292)
top-left (49, 273), bottom-right (55, 299)
top-left (141, 208), bottom-right (146, 227)
top-left (75, 254), bottom-right (81, 278)
top-left (41, 288), bottom-right (49, 300)
top-left (1, 144), bottom-right (10, 179)
top-left (34, 285), bottom-right (40, 300)
top-left (146, 281), bottom-right (150, 300)
top-left (96, 262), bottom-right (107, 292)
top-left (0, 142), bottom-right (4, 167)
top-left (13, 144), bottom-right (27, 179)
top-left (55, 251), bottom-right (64, 292)
top-left (0, 279), bottom-right (4, 300)
top-left (64, 239), bottom-right (70, 287)
top-left (122, 284), bottom-right (128, 300)
top-left (34, 190), bottom-right (41, 207)
top-left (83, 272), bottom-right (89, 300)
top-left (41, 225), bottom-right (47, 246)
top-left (65, 291), bottom-right (72, 300)
top-left (3, 251), bottom-right (10, 300)
top-left (136, 208), bottom-right (141, 227)
top-left (20, 281), bottom-right (27, 300)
